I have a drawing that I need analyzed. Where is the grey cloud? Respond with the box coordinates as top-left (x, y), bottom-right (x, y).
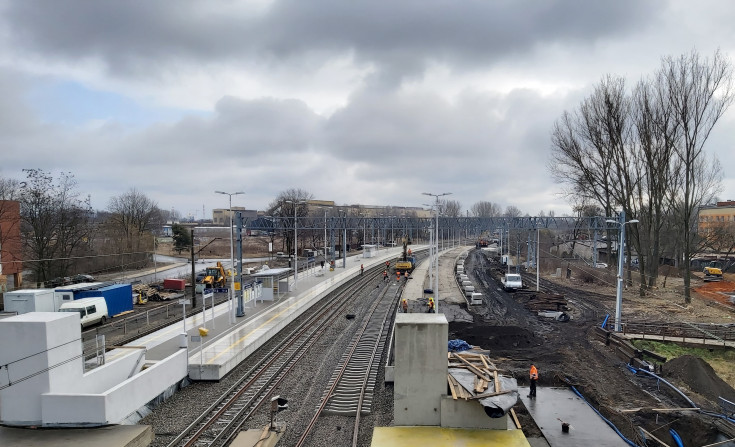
top-left (3, 0), bottom-right (661, 82)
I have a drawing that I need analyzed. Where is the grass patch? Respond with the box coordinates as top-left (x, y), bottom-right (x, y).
top-left (632, 340), bottom-right (735, 388)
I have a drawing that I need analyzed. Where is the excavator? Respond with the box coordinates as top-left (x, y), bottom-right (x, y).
top-left (394, 237), bottom-right (415, 274)
top-left (202, 261), bottom-right (228, 288)
top-left (703, 261), bottom-right (724, 281)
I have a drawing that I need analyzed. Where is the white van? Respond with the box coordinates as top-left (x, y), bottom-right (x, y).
top-left (59, 297), bottom-right (109, 328)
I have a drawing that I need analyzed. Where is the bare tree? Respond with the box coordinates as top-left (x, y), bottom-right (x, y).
top-left (661, 49), bottom-right (733, 302)
top-left (106, 188), bottom-right (162, 270)
top-left (504, 206), bottom-right (523, 218)
top-left (471, 201), bottom-right (502, 217)
top-left (19, 169), bottom-right (93, 285)
top-left (441, 199), bottom-right (462, 218)
top-left (267, 188), bottom-right (314, 255)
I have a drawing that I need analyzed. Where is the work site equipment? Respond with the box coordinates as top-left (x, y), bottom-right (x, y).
top-left (703, 261), bottom-right (724, 281)
top-left (394, 237), bottom-right (415, 273)
top-left (202, 262), bottom-right (227, 288)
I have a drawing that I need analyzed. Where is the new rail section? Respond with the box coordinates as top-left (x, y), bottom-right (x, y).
top-left (166, 265), bottom-right (392, 447)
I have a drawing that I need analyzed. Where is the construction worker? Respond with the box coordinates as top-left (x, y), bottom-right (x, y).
top-left (361, 264), bottom-right (364, 276)
top-left (385, 260), bottom-right (390, 269)
top-left (404, 271), bottom-right (409, 281)
top-left (401, 299), bottom-right (408, 313)
top-left (427, 297), bottom-right (435, 313)
top-left (383, 270), bottom-right (388, 281)
top-left (529, 364), bottom-right (538, 398)
top-left (396, 271), bottom-right (401, 282)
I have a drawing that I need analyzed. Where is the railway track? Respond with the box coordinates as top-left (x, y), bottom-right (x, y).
top-left (165, 269), bottom-right (385, 447)
top-left (295, 273), bottom-right (401, 447)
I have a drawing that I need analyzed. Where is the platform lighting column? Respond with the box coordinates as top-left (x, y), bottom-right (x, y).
top-left (536, 224), bottom-right (540, 292)
top-left (215, 190), bottom-right (244, 325)
top-left (285, 200), bottom-right (304, 288)
top-left (423, 192), bottom-right (451, 313)
top-left (606, 211), bottom-right (638, 332)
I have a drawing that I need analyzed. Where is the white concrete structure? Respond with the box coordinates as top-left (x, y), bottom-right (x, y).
top-left (0, 312), bottom-right (188, 426)
top-left (394, 313), bottom-right (448, 426)
top-left (362, 244), bottom-right (378, 258)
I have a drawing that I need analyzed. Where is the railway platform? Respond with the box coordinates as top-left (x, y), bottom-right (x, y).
top-left (0, 424), bottom-right (153, 447)
top-left (105, 247), bottom-right (407, 381)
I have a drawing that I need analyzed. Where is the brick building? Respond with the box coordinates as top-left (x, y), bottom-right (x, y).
top-left (0, 200), bottom-right (22, 290)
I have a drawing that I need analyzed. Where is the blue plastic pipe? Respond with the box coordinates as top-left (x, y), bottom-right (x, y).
top-left (601, 314), bottom-right (610, 329)
top-left (568, 384), bottom-right (640, 447)
top-left (629, 366), bottom-right (697, 409)
top-left (669, 428), bottom-right (684, 447)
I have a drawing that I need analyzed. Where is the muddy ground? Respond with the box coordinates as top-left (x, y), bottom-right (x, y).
top-left (446, 249), bottom-right (735, 446)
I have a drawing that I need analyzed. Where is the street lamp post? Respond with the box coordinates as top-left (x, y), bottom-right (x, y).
top-left (285, 200), bottom-right (305, 288)
top-left (606, 211), bottom-right (639, 332)
top-left (422, 192), bottom-right (451, 313)
top-left (215, 190), bottom-right (245, 325)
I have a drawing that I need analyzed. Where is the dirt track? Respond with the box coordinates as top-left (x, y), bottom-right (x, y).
top-left (445, 248), bottom-right (735, 446)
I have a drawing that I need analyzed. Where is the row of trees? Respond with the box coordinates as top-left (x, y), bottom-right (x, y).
top-left (0, 169), bottom-right (163, 286)
top-left (550, 50), bottom-right (734, 302)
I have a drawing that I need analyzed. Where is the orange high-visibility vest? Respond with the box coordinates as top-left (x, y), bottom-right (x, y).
top-left (530, 365), bottom-right (538, 380)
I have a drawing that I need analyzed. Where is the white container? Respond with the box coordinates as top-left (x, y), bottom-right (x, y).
top-left (462, 280), bottom-right (472, 287)
top-left (470, 293), bottom-right (483, 305)
top-left (464, 286), bottom-right (475, 296)
top-left (3, 289), bottom-right (57, 314)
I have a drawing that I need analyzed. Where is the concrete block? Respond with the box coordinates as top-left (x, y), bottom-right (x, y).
top-left (394, 313), bottom-right (448, 426)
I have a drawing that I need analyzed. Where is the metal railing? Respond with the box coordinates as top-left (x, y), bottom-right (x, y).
top-left (622, 320), bottom-right (735, 344)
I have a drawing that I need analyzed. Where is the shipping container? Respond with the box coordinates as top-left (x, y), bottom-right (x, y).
top-left (77, 283), bottom-right (133, 317)
top-left (163, 279), bottom-right (186, 290)
top-left (54, 282), bottom-right (105, 306)
top-left (4, 289), bottom-right (58, 314)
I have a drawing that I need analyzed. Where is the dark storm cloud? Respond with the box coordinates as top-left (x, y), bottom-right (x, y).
top-left (3, 0), bottom-right (661, 81)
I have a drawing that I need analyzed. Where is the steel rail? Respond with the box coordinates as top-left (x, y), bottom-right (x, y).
top-left (166, 270), bottom-right (382, 447)
top-left (294, 274), bottom-right (402, 447)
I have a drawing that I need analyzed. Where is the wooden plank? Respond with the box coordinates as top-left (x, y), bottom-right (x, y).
top-left (639, 427), bottom-right (671, 447)
top-left (493, 370), bottom-right (501, 393)
top-left (450, 353), bottom-right (491, 381)
top-left (510, 408), bottom-right (522, 429)
top-left (480, 355), bottom-right (490, 369)
top-left (449, 374), bottom-right (474, 399)
top-left (447, 376), bottom-right (458, 400)
top-left (474, 375), bottom-right (484, 393)
top-left (701, 438), bottom-right (735, 447)
top-left (468, 389), bottom-right (512, 400)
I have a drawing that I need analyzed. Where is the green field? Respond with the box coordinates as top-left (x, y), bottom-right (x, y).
top-left (632, 339), bottom-right (735, 388)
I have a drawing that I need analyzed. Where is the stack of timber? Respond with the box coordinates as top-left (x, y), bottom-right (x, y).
top-left (520, 292), bottom-right (568, 312)
top-left (446, 352), bottom-right (510, 400)
top-left (132, 284), bottom-right (183, 302)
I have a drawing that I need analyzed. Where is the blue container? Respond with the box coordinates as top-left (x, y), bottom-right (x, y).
top-left (77, 283), bottom-right (133, 317)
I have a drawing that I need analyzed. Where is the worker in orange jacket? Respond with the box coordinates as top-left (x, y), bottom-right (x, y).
top-left (401, 299), bottom-right (408, 313)
top-left (427, 297), bottom-right (435, 313)
top-left (383, 270), bottom-right (388, 281)
top-left (529, 364), bottom-right (538, 398)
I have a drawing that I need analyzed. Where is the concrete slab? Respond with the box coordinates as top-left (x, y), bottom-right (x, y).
top-left (371, 426), bottom-right (530, 447)
top-left (231, 425), bottom-right (283, 447)
top-left (518, 387), bottom-right (628, 447)
top-left (0, 424), bottom-right (153, 447)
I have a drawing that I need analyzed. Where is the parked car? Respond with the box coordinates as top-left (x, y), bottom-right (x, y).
top-left (59, 297), bottom-right (109, 328)
top-left (71, 274), bottom-right (95, 283)
top-left (594, 263), bottom-right (608, 269)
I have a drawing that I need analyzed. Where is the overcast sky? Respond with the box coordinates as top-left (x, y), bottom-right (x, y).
top-left (1, 1), bottom-right (734, 219)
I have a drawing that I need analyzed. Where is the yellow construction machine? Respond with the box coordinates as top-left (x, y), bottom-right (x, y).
top-left (703, 261), bottom-right (724, 281)
top-left (394, 237), bottom-right (415, 273)
top-left (202, 261), bottom-right (228, 288)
